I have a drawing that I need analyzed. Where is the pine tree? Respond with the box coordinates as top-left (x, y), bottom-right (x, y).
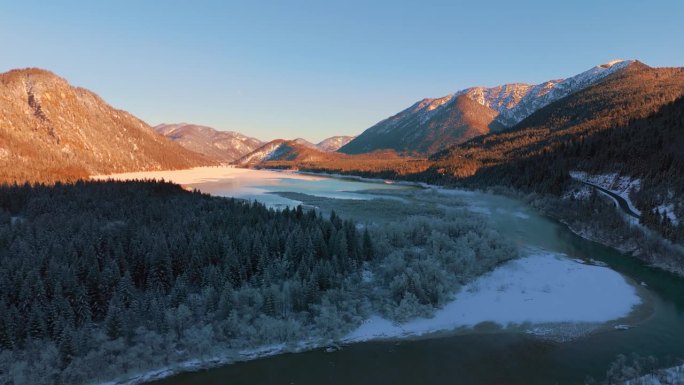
top-left (362, 229), bottom-right (374, 261)
top-left (104, 302), bottom-right (125, 340)
top-left (58, 326), bottom-right (75, 369)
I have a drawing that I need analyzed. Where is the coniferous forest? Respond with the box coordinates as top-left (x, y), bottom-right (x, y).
top-left (0, 180), bottom-right (514, 385)
top-left (0, 181), bottom-right (369, 384)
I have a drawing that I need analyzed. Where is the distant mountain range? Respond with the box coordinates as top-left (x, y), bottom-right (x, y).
top-left (154, 123), bottom-right (263, 164)
top-left (340, 60), bottom-right (634, 155)
top-left (268, 60), bottom-right (684, 243)
top-left (235, 139), bottom-right (331, 166)
top-left (0, 66), bottom-right (357, 183)
top-left (154, 125), bottom-right (355, 164)
top-left (3, 58), bottom-right (682, 222)
top-left (233, 135), bottom-right (356, 166)
top-left (315, 136), bottom-right (355, 152)
top-left (0, 68), bottom-right (213, 183)
top-left (428, 61), bottom-right (684, 185)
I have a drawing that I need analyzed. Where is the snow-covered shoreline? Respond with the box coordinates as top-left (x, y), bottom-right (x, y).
top-left (344, 252), bottom-right (642, 343)
top-left (93, 343), bottom-right (296, 385)
top-left (95, 252), bottom-right (642, 385)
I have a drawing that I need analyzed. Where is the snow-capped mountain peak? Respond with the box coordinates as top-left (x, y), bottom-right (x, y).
top-left (339, 60), bottom-right (639, 155)
top-left (459, 59), bottom-right (636, 126)
top-left (316, 136), bottom-right (355, 152)
top-left (601, 59), bottom-right (629, 68)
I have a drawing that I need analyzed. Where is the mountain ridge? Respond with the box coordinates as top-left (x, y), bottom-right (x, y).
top-left (316, 135), bottom-right (355, 152)
top-left (340, 60), bottom-right (637, 155)
top-left (234, 139), bottom-right (333, 166)
top-left (154, 123), bottom-right (263, 164)
top-left (427, 61), bottom-right (684, 186)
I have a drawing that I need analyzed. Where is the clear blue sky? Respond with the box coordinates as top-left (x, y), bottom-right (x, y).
top-left (2, 1), bottom-right (682, 142)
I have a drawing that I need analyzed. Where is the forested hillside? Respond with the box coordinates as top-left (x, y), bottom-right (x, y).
top-left (424, 63), bottom-right (684, 242)
top-left (339, 60), bottom-right (633, 155)
top-left (0, 180), bottom-right (514, 385)
top-left (339, 95), bottom-right (502, 155)
top-left (426, 62), bottom-right (683, 184)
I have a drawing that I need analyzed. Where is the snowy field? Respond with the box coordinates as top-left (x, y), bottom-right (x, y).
top-left (91, 166), bottom-right (326, 185)
top-left (92, 166), bottom-right (413, 208)
top-left (345, 252), bottom-right (641, 343)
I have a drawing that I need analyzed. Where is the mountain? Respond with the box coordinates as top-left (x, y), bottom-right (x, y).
top-left (236, 136), bottom-right (359, 165)
top-left (316, 136), bottom-right (355, 152)
top-left (291, 137), bottom-right (318, 149)
top-left (235, 139), bottom-right (334, 166)
top-left (427, 61), bottom-right (684, 198)
top-left (234, 137), bottom-right (402, 169)
top-left (294, 136), bottom-right (356, 152)
top-left (340, 60), bottom-right (635, 155)
top-left (461, 59), bottom-right (635, 127)
top-left (340, 95), bottom-right (503, 155)
top-left (155, 123), bottom-right (262, 164)
top-left (0, 68), bottom-right (213, 183)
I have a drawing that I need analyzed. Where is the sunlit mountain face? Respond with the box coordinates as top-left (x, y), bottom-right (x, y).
top-left (0, 68), bottom-right (214, 183)
top-left (340, 60), bottom-right (635, 155)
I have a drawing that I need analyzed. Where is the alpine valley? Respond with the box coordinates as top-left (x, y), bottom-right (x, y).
top-left (2, 58), bottom-right (684, 385)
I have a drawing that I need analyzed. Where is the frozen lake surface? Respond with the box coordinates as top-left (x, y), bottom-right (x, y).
top-left (94, 166), bottom-right (413, 207)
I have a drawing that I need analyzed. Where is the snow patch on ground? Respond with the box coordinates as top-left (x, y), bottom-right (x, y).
top-left (513, 211), bottom-right (530, 219)
top-left (655, 204), bottom-right (680, 225)
top-left (93, 166), bottom-right (325, 185)
top-left (344, 253), bottom-right (640, 343)
top-left (495, 207), bottom-right (530, 219)
top-left (625, 364), bottom-right (684, 385)
top-left (563, 184), bottom-right (593, 201)
top-left (467, 205), bottom-right (492, 215)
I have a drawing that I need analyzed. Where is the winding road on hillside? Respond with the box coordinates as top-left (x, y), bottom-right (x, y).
top-left (580, 181), bottom-right (641, 219)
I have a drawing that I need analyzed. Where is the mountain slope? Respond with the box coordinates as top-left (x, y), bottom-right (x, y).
top-left (292, 137), bottom-right (318, 149)
top-left (155, 123), bottom-right (262, 163)
top-left (462, 59), bottom-right (634, 127)
top-left (340, 60), bottom-right (634, 155)
top-left (0, 68), bottom-right (213, 183)
top-left (340, 95), bottom-right (503, 155)
top-left (235, 139), bottom-right (335, 166)
top-left (234, 138), bottom-right (404, 169)
top-left (316, 135), bottom-right (355, 152)
top-left (427, 61), bottom-right (684, 196)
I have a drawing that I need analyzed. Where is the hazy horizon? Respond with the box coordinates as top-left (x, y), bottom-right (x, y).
top-left (2, 0), bottom-right (683, 142)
